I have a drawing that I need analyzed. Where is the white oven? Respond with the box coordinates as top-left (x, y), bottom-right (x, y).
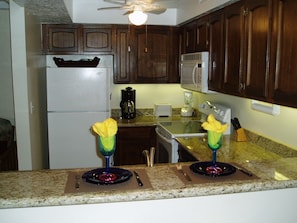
top-left (155, 120), bottom-right (206, 163)
top-left (155, 101), bottom-right (231, 163)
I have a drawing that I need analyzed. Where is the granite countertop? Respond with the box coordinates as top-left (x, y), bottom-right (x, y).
top-left (1, 112), bottom-right (297, 209)
top-left (112, 108), bottom-right (200, 127)
top-left (115, 115), bottom-right (199, 127)
top-left (1, 133), bottom-right (297, 209)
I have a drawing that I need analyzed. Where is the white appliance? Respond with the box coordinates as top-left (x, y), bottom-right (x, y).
top-left (155, 101), bottom-right (231, 163)
top-left (180, 52), bottom-right (213, 93)
top-left (47, 67), bottom-right (110, 169)
top-left (180, 91), bottom-right (193, 117)
top-left (154, 104), bottom-right (172, 117)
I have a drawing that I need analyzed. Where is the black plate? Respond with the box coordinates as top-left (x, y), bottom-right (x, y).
top-left (82, 167), bottom-right (132, 185)
top-left (190, 162), bottom-right (236, 177)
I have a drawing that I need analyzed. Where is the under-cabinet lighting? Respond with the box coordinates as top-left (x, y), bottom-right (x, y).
top-left (251, 100), bottom-right (280, 116)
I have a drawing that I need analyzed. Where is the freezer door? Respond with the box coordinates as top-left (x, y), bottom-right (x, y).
top-left (47, 68), bottom-right (110, 112)
top-left (48, 112), bottom-right (110, 169)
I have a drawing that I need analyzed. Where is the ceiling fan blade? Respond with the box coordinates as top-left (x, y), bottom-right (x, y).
top-left (146, 8), bottom-right (167, 14)
top-left (123, 10), bottom-right (133, 15)
top-left (152, 0), bottom-right (179, 8)
top-left (104, 0), bottom-right (127, 5)
top-left (97, 6), bottom-right (123, 11)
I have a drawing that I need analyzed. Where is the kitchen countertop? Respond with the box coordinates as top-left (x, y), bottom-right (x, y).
top-left (115, 115), bottom-right (199, 127)
top-left (1, 132), bottom-right (297, 209)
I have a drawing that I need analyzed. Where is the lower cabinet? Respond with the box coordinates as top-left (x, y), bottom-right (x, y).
top-left (114, 126), bottom-right (156, 166)
top-left (178, 144), bottom-right (198, 162)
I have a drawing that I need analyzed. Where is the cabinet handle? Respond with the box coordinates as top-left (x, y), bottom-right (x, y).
top-left (240, 83), bottom-right (246, 90)
top-left (242, 8), bottom-right (249, 17)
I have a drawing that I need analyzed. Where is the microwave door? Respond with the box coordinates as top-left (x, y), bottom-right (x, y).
top-left (193, 63), bottom-right (202, 91)
top-left (181, 62), bottom-right (194, 90)
top-left (181, 61), bottom-right (202, 92)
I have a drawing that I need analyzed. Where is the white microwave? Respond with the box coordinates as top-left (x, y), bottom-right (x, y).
top-left (180, 52), bottom-right (213, 93)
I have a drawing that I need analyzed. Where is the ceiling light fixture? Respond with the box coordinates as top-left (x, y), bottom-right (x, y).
top-left (128, 10), bottom-right (148, 26)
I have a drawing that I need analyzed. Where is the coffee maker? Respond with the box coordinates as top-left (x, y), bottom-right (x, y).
top-left (120, 87), bottom-right (136, 119)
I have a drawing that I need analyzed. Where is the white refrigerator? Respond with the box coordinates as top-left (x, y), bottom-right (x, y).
top-left (46, 68), bottom-right (110, 169)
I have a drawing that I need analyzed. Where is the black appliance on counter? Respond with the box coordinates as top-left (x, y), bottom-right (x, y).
top-left (120, 87), bottom-right (136, 119)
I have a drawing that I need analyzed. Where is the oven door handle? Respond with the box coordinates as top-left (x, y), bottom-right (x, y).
top-left (155, 127), bottom-right (172, 144)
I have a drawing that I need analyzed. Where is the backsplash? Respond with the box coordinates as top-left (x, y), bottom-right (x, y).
top-left (245, 130), bottom-right (297, 157)
top-left (111, 108), bottom-right (297, 156)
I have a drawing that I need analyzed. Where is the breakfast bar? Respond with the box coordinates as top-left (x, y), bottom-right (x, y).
top-left (1, 132), bottom-right (297, 223)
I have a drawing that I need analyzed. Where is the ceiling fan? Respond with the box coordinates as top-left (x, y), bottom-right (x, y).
top-left (97, 0), bottom-right (176, 25)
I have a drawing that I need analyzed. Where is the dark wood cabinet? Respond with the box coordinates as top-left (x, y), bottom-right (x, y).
top-left (222, 1), bottom-right (244, 96)
top-left (196, 16), bottom-right (209, 52)
top-left (208, 10), bottom-right (224, 92)
top-left (134, 26), bottom-right (170, 83)
top-left (82, 26), bottom-right (112, 52)
top-left (43, 24), bottom-right (79, 54)
top-left (178, 144), bottom-right (198, 162)
top-left (181, 16), bottom-right (209, 54)
top-left (270, 0), bottom-right (297, 107)
top-left (182, 21), bottom-right (197, 53)
top-left (42, 24), bottom-right (113, 54)
top-left (113, 26), bottom-right (132, 83)
top-left (114, 126), bottom-right (156, 166)
top-left (114, 25), bottom-right (179, 84)
top-left (242, 0), bottom-right (272, 101)
top-left (222, 0), bottom-right (272, 100)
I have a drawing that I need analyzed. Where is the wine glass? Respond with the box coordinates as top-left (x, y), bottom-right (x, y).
top-left (98, 135), bottom-right (117, 182)
top-left (206, 130), bottom-right (223, 175)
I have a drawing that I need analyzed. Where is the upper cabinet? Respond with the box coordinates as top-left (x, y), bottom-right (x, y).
top-left (113, 26), bottom-right (132, 83)
top-left (43, 24), bottom-right (79, 53)
top-left (114, 25), bottom-right (180, 84)
top-left (222, 0), bottom-right (272, 101)
top-left (43, 24), bottom-right (180, 84)
top-left (181, 15), bottom-right (209, 54)
top-left (270, 0), bottom-right (297, 108)
top-left (208, 9), bottom-right (225, 92)
top-left (42, 24), bottom-right (113, 54)
top-left (82, 26), bottom-right (112, 53)
top-left (181, 0), bottom-right (297, 108)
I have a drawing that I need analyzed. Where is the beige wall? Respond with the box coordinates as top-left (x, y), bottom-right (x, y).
top-left (0, 9), bottom-right (14, 124)
top-left (9, 0), bottom-right (48, 170)
top-left (194, 92), bottom-right (297, 150)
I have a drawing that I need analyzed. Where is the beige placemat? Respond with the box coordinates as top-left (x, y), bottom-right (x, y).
top-left (65, 168), bottom-right (152, 193)
top-left (172, 163), bottom-right (259, 185)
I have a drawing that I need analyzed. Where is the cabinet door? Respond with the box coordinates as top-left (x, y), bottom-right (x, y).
top-left (114, 26), bottom-right (132, 83)
top-left (222, 1), bottom-right (244, 96)
top-left (183, 21), bottom-right (197, 53)
top-left (208, 10), bottom-right (224, 92)
top-left (271, 0), bottom-right (297, 107)
top-left (82, 26), bottom-right (112, 52)
top-left (44, 25), bottom-right (79, 54)
top-left (134, 26), bottom-right (169, 83)
top-left (196, 15), bottom-right (209, 51)
top-left (114, 126), bottom-right (156, 166)
top-left (243, 0), bottom-right (272, 100)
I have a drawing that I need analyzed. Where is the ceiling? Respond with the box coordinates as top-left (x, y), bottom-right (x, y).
top-left (13, 0), bottom-right (72, 23)
top-left (8, 0), bottom-right (233, 25)
top-left (11, 0), bottom-right (180, 24)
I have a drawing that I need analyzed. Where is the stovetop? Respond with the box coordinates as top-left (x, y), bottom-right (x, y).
top-left (158, 120), bottom-right (206, 138)
top-left (157, 101), bottom-right (232, 139)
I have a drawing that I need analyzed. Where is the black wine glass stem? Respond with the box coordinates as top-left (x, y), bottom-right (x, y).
top-left (212, 150), bottom-right (217, 166)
